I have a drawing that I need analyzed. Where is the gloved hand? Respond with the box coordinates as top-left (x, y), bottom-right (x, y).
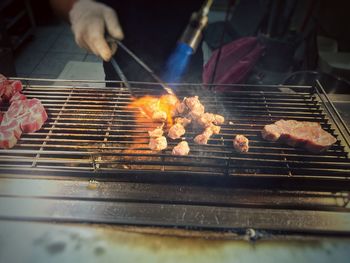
top-left (69, 0), bottom-right (124, 61)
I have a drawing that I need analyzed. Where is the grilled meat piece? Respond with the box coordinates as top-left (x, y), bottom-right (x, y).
top-left (175, 101), bottom-right (187, 115)
top-left (209, 124), bottom-right (221, 135)
top-left (262, 119), bottom-right (337, 153)
top-left (151, 111), bottom-right (167, 122)
top-left (194, 127), bottom-right (214, 145)
top-left (197, 113), bottom-right (215, 127)
top-left (168, 123), bottom-right (186, 139)
top-left (175, 117), bottom-right (191, 127)
top-left (188, 103), bottom-right (205, 119)
top-left (149, 136), bottom-right (167, 151)
top-left (148, 127), bottom-right (163, 138)
top-left (233, 134), bottom-right (249, 153)
top-left (183, 96), bottom-right (205, 119)
top-left (172, 141), bottom-right (190, 156)
top-left (213, 114), bottom-right (225, 125)
top-left (183, 96), bottom-right (201, 109)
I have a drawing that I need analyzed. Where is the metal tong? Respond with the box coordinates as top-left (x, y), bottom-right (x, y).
top-left (108, 38), bottom-right (175, 96)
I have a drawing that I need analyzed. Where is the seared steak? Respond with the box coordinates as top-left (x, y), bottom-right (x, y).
top-left (262, 120), bottom-right (337, 153)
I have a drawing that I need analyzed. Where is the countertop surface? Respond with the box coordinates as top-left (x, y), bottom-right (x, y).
top-left (0, 221), bottom-right (350, 263)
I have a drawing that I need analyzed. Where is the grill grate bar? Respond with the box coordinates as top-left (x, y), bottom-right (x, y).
top-left (1, 80), bottom-right (349, 191)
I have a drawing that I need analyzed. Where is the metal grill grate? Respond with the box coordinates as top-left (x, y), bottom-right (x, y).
top-left (1, 78), bottom-right (350, 235)
top-left (0, 79), bottom-right (349, 191)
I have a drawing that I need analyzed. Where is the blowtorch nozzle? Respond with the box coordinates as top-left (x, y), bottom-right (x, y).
top-left (178, 0), bottom-right (213, 52)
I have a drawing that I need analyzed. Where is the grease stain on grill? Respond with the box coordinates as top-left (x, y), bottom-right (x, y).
top-left (46, 241), bottom-right (66, 255)
top-left (87, 180), bottom-right (99, 190)
top-left (94, 246), bottom-right (106, 256)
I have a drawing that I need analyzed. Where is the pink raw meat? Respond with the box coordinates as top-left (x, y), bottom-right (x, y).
top-left (0, 75), bottom-right (23, 102)
top-left (0, 120), bottom-right (22, 149)
top-left (10, 91), bottom-right (27, 103)
top-left (2, 98), bottom-right (47, 133)
top-left (20, 99), bottom-right (48, 133)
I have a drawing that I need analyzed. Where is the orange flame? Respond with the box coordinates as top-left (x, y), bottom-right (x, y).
top-left (128, 94), bottom-right (179, 126)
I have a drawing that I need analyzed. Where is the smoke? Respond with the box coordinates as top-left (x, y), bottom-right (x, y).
top-left (162, 43), bottom-right (194, 84)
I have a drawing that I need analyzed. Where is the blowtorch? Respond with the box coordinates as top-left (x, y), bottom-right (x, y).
top-left (180, 0), bottom-right (213, 53)
top-left (163, 0), bottom-right (213, 83)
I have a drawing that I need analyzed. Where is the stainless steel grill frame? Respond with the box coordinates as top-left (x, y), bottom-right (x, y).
top-left (0, 78), bottom-right (349, 237)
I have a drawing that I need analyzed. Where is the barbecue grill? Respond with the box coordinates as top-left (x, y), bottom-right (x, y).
top-left (0, 78), bottom-right (349, 238)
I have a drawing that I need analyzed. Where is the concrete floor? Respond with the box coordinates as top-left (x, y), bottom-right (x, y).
top-left (14, 22), bottom-right (104, 82)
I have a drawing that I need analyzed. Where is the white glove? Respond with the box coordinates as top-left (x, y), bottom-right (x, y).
top-left (69, 0), bottom-right (124, 61)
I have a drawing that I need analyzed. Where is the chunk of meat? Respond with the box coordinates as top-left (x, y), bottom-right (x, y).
top-left (0, 120), bottom-right (22, 149)
top-left (2, 98), bottom-right (48, 133)
top-left (197, 113), bottom-right (215, 127)
top-left (0, 127), bottom-right (18, 149)
top-left (194, 127), bottom-right (214, 145)
top-left (213, 114), bottom-right (225, 125)
top-left (175, 101), bottom-right (187, 115)
top-left (209, 124), bottom-right (221, 135)
top-left (262, 119), bottom-right (337, 153)
top-left (172, 141), bottom-right (190, 156)
top-left (183, 96), bottom-right (201, 110)
top-left (148, 127), bottom-right (163, 138)
top-left (10, 91), bottom-right (27, 103)
top-left (0, 77), bottom-right (23, 102)
top-left (168, 123), bottom-right (185, 140)
top-left (149, 136), bottom-right (167, 151)
top-left (233, 135), bottom-right (249, 153)
top-left (174, 117), bottom-right (191, 127)
top-left (188, 103), bottom-right (205, 119)
top-left (183, 96), bottom-right (205, 120)
top-left (151, 110), bottom-right (167, 122)
top-left (19, 100), bottom-right (48, 133)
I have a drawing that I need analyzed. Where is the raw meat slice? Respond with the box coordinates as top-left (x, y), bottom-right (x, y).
top-left (149, 136), bottom-right (167, 151)
top-left (0, 79), bottom-right (23, 102)
top-left (0, 120), bottom-right (22, 149)
top-left (172, 141), bottom-right (190, 156)
top-left (168, 123), bottom-right (185, 139)
top-left (2, 100), bottom-right (29, 124)
top-left (0, 127), bottom-right (18, 149)
top-left (262, 119), bottom-right (337, 153)
top-left (233, 134), bottom-right (249, 153)
top-left (2, 98), bottom-right (48, 133)
top-left (10, 92), bottom-right (27, 103)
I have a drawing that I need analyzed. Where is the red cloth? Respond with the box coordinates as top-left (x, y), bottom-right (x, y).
top-left (203, 37), bottom-right (264, 91)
